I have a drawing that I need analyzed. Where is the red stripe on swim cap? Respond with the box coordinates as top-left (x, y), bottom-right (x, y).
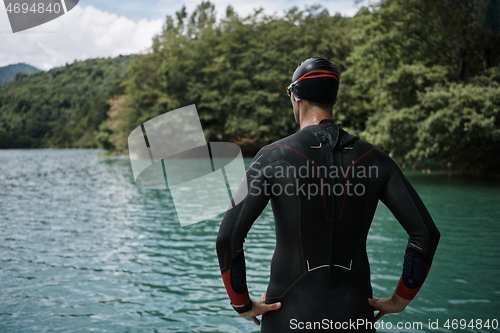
top-left (294, 70), bottom-right (340, 85)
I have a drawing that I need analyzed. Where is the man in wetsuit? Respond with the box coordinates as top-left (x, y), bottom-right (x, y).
top-left (216, 57), bottom-right (440, 331)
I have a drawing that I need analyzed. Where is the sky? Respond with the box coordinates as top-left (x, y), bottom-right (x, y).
top-left (0, 0), bottom-right (367, 71)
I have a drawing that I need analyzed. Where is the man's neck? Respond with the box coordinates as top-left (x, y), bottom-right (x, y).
top-left (299, 109), bottom-right (332, 129)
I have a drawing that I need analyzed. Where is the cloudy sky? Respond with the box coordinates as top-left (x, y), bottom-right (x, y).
top-left (0, 0), bottom-right (366, 70)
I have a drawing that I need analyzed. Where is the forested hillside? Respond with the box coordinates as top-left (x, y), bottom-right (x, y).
top-left (0, 56), bottom-right (130, 148)
top-left (1, 0), bottom-right (499, 174)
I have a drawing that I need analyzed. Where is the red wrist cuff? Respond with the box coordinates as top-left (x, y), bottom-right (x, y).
top-left (395, 276), bottom-right (420, 300)
top-left (395, 266), bottom-right (430, 300)
top-left (221, 270), bottom-right (250, 305)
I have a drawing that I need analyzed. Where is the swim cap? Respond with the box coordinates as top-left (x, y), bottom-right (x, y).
top-left (287, 57), bottom-right (340, 104)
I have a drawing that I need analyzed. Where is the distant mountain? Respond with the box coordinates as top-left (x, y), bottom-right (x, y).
top-left (0, 63), bottom-right (40, 85)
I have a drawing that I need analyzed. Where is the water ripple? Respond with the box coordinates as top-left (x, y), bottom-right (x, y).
top-left (1, 150), bottom-right (499, 332)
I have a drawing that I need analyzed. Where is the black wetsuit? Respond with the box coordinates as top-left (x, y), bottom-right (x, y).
top-left (216, 120), bottom-right (440, 332)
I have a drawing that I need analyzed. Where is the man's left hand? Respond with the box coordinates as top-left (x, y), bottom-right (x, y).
top-left (237, 292), bottom-right (282, 325)
top-left (368, 293), bottom-right (411, 321)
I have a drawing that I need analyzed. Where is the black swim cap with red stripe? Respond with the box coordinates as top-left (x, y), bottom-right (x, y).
top-left (289, 57), bottom-right (340, 104)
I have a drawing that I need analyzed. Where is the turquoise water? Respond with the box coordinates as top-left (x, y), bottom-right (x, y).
top-left (0, 149), bottom-right (499, 333)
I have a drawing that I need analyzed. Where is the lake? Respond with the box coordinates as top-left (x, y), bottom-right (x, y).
top-left (0, 149), bottom-right (499, 332)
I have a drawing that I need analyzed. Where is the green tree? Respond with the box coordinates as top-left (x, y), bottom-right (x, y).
top-left (0, 56), bottom-right (130, 148)
top-left (111, 2), bottom-right (353, 154)
top-left (340, 0), bottom-right (500, 173)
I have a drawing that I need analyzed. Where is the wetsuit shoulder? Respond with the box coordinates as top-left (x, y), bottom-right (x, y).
top-left (258, 131), bottom-right (307, 156)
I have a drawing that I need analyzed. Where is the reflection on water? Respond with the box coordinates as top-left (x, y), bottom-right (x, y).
top-left (0, 150), bottom-right (499, 332)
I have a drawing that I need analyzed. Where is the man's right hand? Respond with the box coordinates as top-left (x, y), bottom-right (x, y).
top-left (237, 292), bottom-right (282, 325)
top-left (368, 293), bottom-right (411, 321)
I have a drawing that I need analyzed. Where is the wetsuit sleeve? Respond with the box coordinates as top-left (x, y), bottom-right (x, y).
top-left (380, 162), bottom-right (440, 300)
top-left (216, 152), bottom-right (272, 306)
